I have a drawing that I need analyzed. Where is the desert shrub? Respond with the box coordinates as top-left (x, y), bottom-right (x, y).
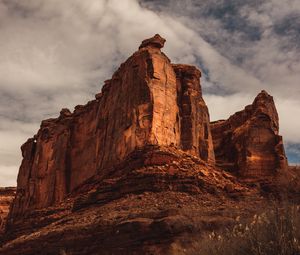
top-left (188, 205), bottom-right (300, 255)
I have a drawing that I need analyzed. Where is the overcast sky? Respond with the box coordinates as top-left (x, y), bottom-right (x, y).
top-left (0, 0), bottom-right (299, 186)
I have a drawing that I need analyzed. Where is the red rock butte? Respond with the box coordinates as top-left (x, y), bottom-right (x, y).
top-left (9, 34), bottom-right (216, 218)
top-left (0, 34), bottom-right (292, 255)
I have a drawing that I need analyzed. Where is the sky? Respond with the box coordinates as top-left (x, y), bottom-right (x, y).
top-left (0, 0), bottom-right (299, 186)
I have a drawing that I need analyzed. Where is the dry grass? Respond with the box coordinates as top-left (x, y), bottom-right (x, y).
top-left (188, 204), bottom-right (300, 255)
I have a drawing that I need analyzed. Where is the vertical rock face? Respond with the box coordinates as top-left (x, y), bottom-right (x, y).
top-left (210, 90), bottom-right (288, 178)
top-left (10, 34), bottom-right (214, 219)
top-left (173, 64), bottom-right (215, 164)
top-left (0, 188), bottom-right (16, 233)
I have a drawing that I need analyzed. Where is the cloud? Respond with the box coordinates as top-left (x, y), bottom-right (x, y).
top-left (276, 99), bottom-right (300, 143)
top-left (0, 166), bottom-right (19, 187)
top-left (285, 143), bottom-right (300, 164)
top-left (0, 0), bottom-right (299, 186)
top-left (0, 0), bottom-right (216, 186)
top-left (141, 0), bottom-right (300, 157)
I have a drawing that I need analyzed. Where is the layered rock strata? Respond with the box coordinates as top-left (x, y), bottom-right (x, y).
top-left (9, 34), bottom-right (215, 220)
top-left (210, 90), bottom-right (288, 178)
top-left (2, 147), bottom-right (260, 255)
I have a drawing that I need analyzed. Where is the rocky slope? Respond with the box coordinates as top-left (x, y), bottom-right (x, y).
top-left (0, 35), bottom-right (293, 255)
top-left (2, 147), bottom-right (264, 255)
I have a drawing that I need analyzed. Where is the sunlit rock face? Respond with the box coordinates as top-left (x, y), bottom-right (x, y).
top-left (211, 90), bottom-right (288, 178)
top-left (173, 64), bottom-right (215, 164)
top-left (9, 34), bottom-right (215, 219)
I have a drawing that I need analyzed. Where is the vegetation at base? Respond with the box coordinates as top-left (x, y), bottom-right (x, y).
top-left (188, 204), bottom-right (300, 255)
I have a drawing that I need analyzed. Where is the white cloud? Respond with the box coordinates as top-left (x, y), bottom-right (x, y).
top-left (204, 93), bottom-right (254, 121)
top-left (0, 166), bottom-right (19, 187)
top-left (277, 99), bottom-right (300, 143)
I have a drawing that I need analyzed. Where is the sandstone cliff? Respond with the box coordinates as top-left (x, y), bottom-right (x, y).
top-left (1, 35), bottom-right (293, 255)
top-left (210, 90), bottom-right (288, 178)
top-left (9, 34), bottom-right (215, 220)
top-left (173, 64), bottom-right (215, 164)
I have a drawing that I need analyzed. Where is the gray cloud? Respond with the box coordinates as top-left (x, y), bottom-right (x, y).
top-left (142, 0), bottom-right (300, 158)
top-left (286, 143), bottom-right (300, 164)
top-left (0, 0), bottom-right (299, 186)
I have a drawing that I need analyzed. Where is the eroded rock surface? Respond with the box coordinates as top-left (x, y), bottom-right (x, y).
top-left (9, 34), bottom-right (215, 221)
top-left (2, 147), bottom-right (261, 255)
top-left (173, 64), bottom-right (215, 164)
top-left (0, 187), bottom-right (16, 233)
top-left (2, 35), bottom-right (293, 255)
top-left (210, 90), bottom-right (288, 178)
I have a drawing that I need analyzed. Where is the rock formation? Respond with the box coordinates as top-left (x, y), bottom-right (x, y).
top-left (0, 187), bottom-right (16, 233)
top-left (9, 34), bottom-right (215, 221)
top-left (173, 64), bottom-right (215, 164)
top-left (210, 90), bottom-right (288, 178)
top-left (1, 35), bottom-right (292, 255)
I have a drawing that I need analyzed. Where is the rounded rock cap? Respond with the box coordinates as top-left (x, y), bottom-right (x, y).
top-left (139, 34), bottom-right (166, 50)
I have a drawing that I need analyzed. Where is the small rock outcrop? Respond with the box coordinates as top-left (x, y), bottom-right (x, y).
top-left (0, 187), bottom-right (16, 233)
top-left (139, 33), bottom-right (166, 49)
top-left (210, 90), bottom-right (288, 178)
top-left (9, 34), bottom-right (215, 220)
